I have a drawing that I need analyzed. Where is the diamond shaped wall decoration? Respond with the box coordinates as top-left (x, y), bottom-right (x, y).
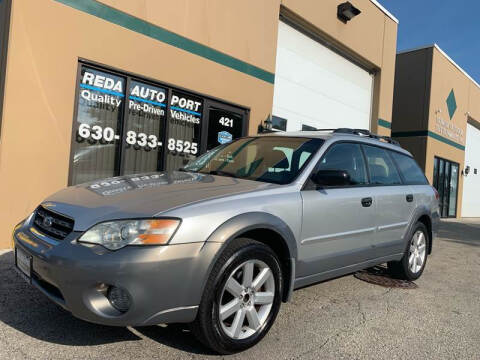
top-left (446, 89), bottom-right (457, 120)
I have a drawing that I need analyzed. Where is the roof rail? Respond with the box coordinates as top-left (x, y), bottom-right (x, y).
top-left (308, 127), bottom-right (400, 146)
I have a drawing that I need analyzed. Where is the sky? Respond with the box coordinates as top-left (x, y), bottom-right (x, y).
top-left (379, 0), bottom-right (480, 83)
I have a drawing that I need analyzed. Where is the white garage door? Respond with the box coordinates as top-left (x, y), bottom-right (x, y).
top-left (272, 21), bottom-right (374, 131)
top-left (461, 122), bottom-right (480, 217)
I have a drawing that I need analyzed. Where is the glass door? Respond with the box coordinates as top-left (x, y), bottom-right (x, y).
top-left (433, 156), bottom-right (459, 218)
top-left (202, 100), bottom-right (248, 152)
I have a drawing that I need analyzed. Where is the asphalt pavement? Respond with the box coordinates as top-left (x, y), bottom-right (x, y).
top-left (1, 219), bottom-right (479, 359)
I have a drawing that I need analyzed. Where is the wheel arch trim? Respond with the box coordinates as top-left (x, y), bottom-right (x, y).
top-left (202, 212), bottom-right (298, 302)
top-left (405, 207), bottom-right (435, 254)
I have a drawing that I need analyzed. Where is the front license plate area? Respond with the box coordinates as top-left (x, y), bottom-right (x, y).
top-left (15, 247), bottom-right (32, 283)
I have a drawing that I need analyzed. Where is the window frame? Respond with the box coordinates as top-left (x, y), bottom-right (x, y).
top-left (68, 60), bottom-right (249, 185)
top-left (0, 0), bottom-right (12, 140)
top-left (432, 155), bottom-right (460, 218)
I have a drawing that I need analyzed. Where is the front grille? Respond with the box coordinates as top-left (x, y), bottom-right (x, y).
top-left (33, 206), bottom-right (74, 240)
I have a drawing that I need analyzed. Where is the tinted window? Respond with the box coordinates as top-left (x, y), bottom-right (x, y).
top-left (317, 143), bottom-right (368, 185)
top-left (166, 90), bottom-right (203, 171)
top-left (390, 151), bottom-right (428, 185)
top-left (206, 107), bottom-right (244, 150)
top-left (363, 145), bottom-right (402, 185)
top-left (123, 80), bottom-right (167, 175)
top-left (272, 115), bottom-right (287, 131)
top-left (183, 137), bottom-right (323, 184)
top-left (71, 66), bottom-right (125, 185)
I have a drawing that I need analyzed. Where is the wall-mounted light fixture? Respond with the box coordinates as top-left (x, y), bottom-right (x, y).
top-left (462, 165), bottom-right (470, 177)
top-left (337, 2), bottom-right (361, 23)
top-left (258, 117), bottom-right (273, 133)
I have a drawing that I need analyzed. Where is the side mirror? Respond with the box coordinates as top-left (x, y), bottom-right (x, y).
top-left (312, 170), bottom-right (351, 187)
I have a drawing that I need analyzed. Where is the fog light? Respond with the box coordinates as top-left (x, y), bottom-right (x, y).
top-left (107, 286), bottom-right (131, 313)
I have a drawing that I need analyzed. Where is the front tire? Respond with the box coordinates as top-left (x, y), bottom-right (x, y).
top-left (388, 222), bottom-right (428, 281)
top-left (192, 238), bottom-right (283, 354)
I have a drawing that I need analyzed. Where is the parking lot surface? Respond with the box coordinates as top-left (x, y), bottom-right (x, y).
top-left (1, 219), bottom-right (479, 359)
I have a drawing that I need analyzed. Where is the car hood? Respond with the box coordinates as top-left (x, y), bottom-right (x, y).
top-left (42, 171), bottom-right (275, 231)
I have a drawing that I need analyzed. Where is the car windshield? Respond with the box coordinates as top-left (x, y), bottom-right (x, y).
top-left (182, 136), bottom-right (324, 184)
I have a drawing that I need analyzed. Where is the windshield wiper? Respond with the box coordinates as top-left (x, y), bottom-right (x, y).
top-left (208, 170), bottom-right (236, 178)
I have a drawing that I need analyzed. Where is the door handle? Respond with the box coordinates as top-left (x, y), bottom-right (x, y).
top-left (361, 197), bottom-right (373, 207)
top-left (406, 194), bottom-right (414, 202)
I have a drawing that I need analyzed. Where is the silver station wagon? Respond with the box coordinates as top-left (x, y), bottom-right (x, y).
top-left (13, 128), bottom-right (439, 354)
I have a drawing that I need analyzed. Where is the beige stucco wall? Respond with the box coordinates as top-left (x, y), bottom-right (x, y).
top-left (98, 0), bottom-right (280, 74)
top-left (0, 0), bottom-right (398, 248)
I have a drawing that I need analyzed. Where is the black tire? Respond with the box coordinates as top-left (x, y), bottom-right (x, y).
top-left (388, 222), bottom-right (429, 281)
top-left (192, 238), bottom-right (283, 354)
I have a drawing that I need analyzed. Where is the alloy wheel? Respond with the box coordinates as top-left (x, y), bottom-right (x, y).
top-left (219, 260), bottom-right (275, 340)
top-left (408, 230), bottom-right (426, 274)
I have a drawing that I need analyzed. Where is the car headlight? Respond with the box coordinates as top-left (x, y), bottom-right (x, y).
top-left (78, 219), bottom-right (180, 250)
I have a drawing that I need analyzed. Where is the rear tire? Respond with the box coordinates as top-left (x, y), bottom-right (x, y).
top-left (388, 222), bottom-right (428, 281)
top-left (192, 238), bottom-right (283, 354)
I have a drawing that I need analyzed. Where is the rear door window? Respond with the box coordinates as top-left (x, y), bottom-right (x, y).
top-left (362, 145), bottom-right (402, 185)
top-left (390, 151), bottom-right (428, 185)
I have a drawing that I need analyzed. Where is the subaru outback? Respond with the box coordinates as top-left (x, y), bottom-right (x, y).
top-left (13, 129), bottom-right (439, 354)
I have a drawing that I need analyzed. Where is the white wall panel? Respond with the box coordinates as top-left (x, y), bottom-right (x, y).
top-left (461, 123), bottom-right (480, 217)
top-left (272, 21), bottom-right (373, 131)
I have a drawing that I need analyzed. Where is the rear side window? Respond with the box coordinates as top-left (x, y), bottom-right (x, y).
top-left (390, 151), bottom-right (428, 185)
top-left (362, 145), bottom-right (402, 185)
top-left (317, 143), bottom-right (368, 185)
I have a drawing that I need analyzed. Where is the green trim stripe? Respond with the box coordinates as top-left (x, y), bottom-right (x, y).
top-left (392, 130), bottom-right (465, 151)
top-left (55, 0), bottom-right (275, 84)
top-left (378, 119), bottom-right (391, 129)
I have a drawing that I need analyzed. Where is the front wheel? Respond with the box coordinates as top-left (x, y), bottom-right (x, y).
top-left (192, 238), bottom-right (283, 354)
top-left (388, 222), bottom-right (428, 281)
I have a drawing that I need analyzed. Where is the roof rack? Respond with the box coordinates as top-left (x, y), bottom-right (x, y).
top-left (308, 128), bottom-right (400, 146)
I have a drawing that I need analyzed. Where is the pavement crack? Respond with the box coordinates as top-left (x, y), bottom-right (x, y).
top-left (355, 299), bottom-right (367, 325)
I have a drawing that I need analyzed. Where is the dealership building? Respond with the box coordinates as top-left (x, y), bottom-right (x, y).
top-left (0, 0), bottom-right (399, 248)
top-left (392, 44), bottom-right (480, 218)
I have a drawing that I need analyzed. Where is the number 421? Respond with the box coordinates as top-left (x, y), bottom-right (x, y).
top-left (219, 117), bottom-right (233, 127)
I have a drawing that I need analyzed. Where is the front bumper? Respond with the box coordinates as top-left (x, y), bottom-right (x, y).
top-left (12, 222), bottom-right (222, 326)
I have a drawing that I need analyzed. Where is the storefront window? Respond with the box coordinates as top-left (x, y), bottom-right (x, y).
top-left (71, 66), bottom-right (125, 185)
top-left (448, 164), bottom-right (459, 217)
top-left (123, 80), bottom-right (166, 175)
top-left (69, 63), bottom-right (247, 185)
top-left (165, 90), bottom-right (203, 171)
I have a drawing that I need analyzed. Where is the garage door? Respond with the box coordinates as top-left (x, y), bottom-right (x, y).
top-left (272, 21), bottom-right (374, 131)
top-left (461, 122), bottom-right (480, 217)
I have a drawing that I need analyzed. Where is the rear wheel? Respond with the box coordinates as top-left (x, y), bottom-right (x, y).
top-left (388, 222), bottom-right (428, 281)
top-left (192, 238), bottom-right (283, 354)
